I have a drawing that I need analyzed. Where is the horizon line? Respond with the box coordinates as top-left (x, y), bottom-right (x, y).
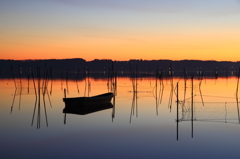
top-left (0, 58), bottom-right (239, 63)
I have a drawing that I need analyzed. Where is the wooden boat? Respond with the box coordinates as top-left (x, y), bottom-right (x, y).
top-left (63, 92), bottom-right (114, 106)
top-left (63, 92), bottom-right (114, 115)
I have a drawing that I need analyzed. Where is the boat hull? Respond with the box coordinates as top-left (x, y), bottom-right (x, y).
top-left (62, 92), bottom-right (114, 115)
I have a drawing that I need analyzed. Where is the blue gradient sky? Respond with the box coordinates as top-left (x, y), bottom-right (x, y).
top-left (1, 0), bottom-right (240, 61)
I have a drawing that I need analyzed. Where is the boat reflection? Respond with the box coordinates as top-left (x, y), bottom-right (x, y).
top-left (63, 102), bottom-right (114, 124)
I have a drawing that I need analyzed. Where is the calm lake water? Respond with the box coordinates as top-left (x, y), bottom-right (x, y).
top-left (1, 76), bottom-right (240, 159)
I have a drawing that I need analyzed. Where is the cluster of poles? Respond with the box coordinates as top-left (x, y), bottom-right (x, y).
top-left (129, 63), bottom-right (138, 123)
top-left (10, 64), bottom-right (53, 129)
top-left (176, 67), bottom-right (240, 141)
top-left (31, 67), bottom-right (53, 129)
top-left (8, 63), bottom-right (240, 131)
top-left (106, 63), bottom-right (117, 121)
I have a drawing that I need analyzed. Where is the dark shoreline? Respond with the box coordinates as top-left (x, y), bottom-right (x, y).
top-left (0, 58), bottom-right (239, 79)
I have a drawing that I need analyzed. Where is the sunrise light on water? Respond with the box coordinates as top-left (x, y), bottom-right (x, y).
top-left (1, 1), bottom-right (240, 158)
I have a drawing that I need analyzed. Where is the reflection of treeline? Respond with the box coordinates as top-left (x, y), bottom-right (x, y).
top-left (1, 58), bottom-right (240, 78)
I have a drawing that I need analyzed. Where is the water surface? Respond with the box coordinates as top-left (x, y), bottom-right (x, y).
top-left (1, 77), bottom-right (240, 158)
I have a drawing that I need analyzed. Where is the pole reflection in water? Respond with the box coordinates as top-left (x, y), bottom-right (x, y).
top-left (129, 90), bottom-right (137, 123)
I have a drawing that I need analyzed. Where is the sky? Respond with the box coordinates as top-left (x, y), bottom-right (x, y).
top-left (0, 0), bottom-right (240, 61)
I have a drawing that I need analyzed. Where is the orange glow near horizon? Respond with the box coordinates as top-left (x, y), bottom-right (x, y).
top-left (1, 4), bottom-right (240, 62)
top-left (1, 1), bottom-right (240, 62)
top-left (1, 33), bottom-right (240, 62)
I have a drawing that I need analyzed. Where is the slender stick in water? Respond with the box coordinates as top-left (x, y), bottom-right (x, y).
top-left (31, 69), bottom-right (37, 126)
top-left (50, 67), bottom-right (53, 95)
top-left (19, 65), bottom-right (22, 89)
top-left (236, 68), bottom-right (240, 97)
top-left (114, 71), bottom-right (117, 96)
top-left (76, 68), bottom-right (80, 82)
top-left (199, 70), bottom-right (204, 106)
top-left (28, 75), bottom-right (29, 94)
top-left (236, 68), bottom-right (240, 123)
top-left (156, 69), bottom-right (158, 115)
top-left (191, 75), bottom-right (194, 138)
top-left (64, 88), bottom-right (66, 98)
top-left (10, 89), bottom-right (17, 114)
top-left (10, 64), bottom-right (17, 89)
top-left (37, 67), bottom-right (41, 129)
top-left (176, 82), bottom-right (179, 140)
top-left (66, 69), bottom-right (69, 94)
top-left (135, 65), bottom-right (138, 117)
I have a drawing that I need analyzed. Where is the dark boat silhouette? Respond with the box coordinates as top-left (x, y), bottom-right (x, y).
top-left (63, 92), bottom-right (114, 115)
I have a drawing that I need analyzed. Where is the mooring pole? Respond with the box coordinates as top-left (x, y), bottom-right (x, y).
top-left (177, 82), bottom-right (179, 140)
top-left (191, 75), bottom-right (194, 138)
top-left (64, 88), bottom-right (66, 98)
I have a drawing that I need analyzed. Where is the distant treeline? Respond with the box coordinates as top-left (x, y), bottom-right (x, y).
top-left (0, 58), bottom-right (240, 78)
